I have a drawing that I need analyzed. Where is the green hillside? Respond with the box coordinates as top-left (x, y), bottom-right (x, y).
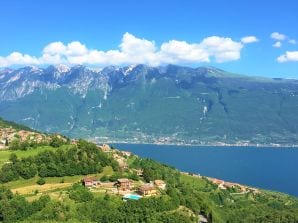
top-left (0, 139), bottom-right (297, 222)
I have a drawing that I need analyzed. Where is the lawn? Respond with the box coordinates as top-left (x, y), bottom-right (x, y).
top-left (0, 144), bottom-right (74, 167)
top-left (180, 173), bottom-right (208, 189)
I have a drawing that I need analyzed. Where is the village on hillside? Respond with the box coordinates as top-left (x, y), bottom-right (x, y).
top-left (82, 144), bottom-right (167, 200)
top-left (0, 126), bottom-right (68, 150)
top-left (0, 127), bottom-right (42, 149)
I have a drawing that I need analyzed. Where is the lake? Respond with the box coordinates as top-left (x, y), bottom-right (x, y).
top-left (112, 144), bottom-right (298, 197)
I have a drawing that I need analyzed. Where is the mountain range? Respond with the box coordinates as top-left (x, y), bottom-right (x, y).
top-left (1, 64), bottom-right (298, 146)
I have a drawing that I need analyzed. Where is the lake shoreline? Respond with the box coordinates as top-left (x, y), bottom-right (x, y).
top-left (93, 139), bottom-right (298, 148)
top-left (109, 143), bottom-right (298, 197)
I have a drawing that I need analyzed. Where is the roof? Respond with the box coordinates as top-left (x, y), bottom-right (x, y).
top-left (83, 177), bottom-right (94, 183)
top-left (117, 178), bottom-right (130, 183)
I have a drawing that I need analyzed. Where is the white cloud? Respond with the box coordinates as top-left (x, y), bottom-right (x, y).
top-left (241, 36), bottom-right (259, 44)
top-left (200, 36), bottom-right (244, 62)
top-left (271, 32), bottom-right (287, 41)
top-left (159, 40), bottom-right (210, 63)
top-left (289, 39), bottom-right (297, 44)
top-left (0, 52), bottom-right (39, 67)
top-left (0, 33), bottom-right (255, 67)
top-left (277, 51), bottom-right (298, 63)
top-left (43, 42), bottom-right (66, 55)
top-left (273, 41), bottom-right (282, 48)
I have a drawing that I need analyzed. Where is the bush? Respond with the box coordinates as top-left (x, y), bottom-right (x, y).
top-left (100, 175), bottom-right (109, 182)
top-left (69, 184), bottom-right (93, 202)
top-left (49, 135), bottom-right (65, 148)
top-left (36, 177), bottom-right (46, 185)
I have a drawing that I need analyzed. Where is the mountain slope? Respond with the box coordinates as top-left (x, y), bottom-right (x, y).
top-left (1, 64), bottom-right (298, 145)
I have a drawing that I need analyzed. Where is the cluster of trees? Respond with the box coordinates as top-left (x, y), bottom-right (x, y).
top-left (0, 140), bottom-right (118, 183)
top-left (0, 187), bottom-right (52, 222)
top-left (74, 192), bottom-right (195, 223)
top-left (130, 158), bottom-right (180, 185)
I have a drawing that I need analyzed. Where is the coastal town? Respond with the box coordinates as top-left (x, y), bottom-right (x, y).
top-left (93, 134), bottom-right (298, 148)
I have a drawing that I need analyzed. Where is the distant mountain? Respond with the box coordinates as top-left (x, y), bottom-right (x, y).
top-left (1, 64), bottom-right (298, 145)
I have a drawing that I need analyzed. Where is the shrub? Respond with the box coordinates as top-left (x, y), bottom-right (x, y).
top-left (36, 177), bottom-right (46, 185)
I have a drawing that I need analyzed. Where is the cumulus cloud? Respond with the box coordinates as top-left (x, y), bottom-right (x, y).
top-left (271, 32), bottom-right (286, 41)
top-left (273, 41), bottom-right (282, 48)
top-left (277, 51), bottom-right (298, 63)
top-left (289, 39), bottom-right (297, 44)
top-left (0, 52), bottom-right (39, 67)
top-left (0, 32), bottom-right (255, 67)
top-left (241, 36), bottom-right (259, 44)
top-left (159, 40), bottom-right (210, 63)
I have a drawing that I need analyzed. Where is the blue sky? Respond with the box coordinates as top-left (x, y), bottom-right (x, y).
top-left (0, 0), bottom-right (298, 78)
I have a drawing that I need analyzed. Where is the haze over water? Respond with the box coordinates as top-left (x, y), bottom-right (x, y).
top-left (114, 144), bottom-right (298, 197)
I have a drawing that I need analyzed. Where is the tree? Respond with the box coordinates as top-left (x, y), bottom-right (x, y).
top-left (8, 139), bottom-right (20, 150)
top-left (0, 187), bottom-right (13, 200)
top-left (49, 135), bottom-right (65, 148)
top-left (100, 175), bottom-right (109, 182)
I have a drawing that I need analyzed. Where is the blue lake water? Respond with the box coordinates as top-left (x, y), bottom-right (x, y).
top-left (113, 144), bottom-right (298, 197)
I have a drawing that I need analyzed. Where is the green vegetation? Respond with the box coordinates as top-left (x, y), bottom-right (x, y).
top-left (0, 133), bottom-right (297, 222)
top-left (36, 178), bottom-right (45, 185)
top-left (0, 140), bottom-right (116, 183)
top-left (68, 183), bottom-right (93, 202)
